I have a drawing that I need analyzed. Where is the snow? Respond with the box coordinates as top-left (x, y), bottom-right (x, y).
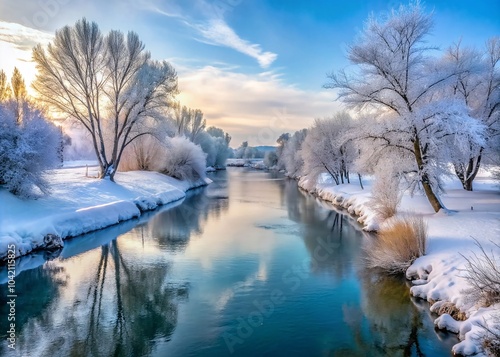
top-left (0, 165), bottom-right (211, 260)
top-left (226, 158), bottom-right (247, 167)
top-left (299, 171), bottom-right (500, 356)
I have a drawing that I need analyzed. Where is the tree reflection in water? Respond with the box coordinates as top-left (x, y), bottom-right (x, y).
top-left (281, 177), bottom-right (455, 356)
top-left (333, 270), bottom-right (435, 357)
top-left (149, 184), bottom-right (229, 252)
top-left (7, 239), bottom-right (187, 357)
top-left (0, 261), bottom-right (66, 355)
top-left (5, 179), bottom-right (231, 357)
top-left (282, 178), bottom-right (363, 278)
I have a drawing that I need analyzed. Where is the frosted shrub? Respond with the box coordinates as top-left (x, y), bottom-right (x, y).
top-left (0, 102), bottom-right (60, 198)
top-left (462, 240), bottom-right (500, 308)
top-left (263, 151), bottom-right (278, 168)
top-left (366, 215), bottom-right (427, 274)
top-left (369, 168), bottom-right (403, 220)
top-left (213, 136), bottom-right (230, 168)
top-left (481, 313), bottom-right (500, 357)
top-left (279, 129), bottom-right (307, 178)
top-left (194, 129), bottom-right (230, 169)
top-left (161, 136), bottom-right (206, 182)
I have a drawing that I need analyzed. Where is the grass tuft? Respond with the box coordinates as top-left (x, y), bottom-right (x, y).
top-left (365, 215), bottom-right (427, 274)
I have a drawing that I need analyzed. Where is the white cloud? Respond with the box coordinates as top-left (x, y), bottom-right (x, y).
top-left (141, 0), bottom-right (278, 69)
top-left (0, 21), bottom-right (53, 90)
top-left (0, 21), bottom-right (340, 146)
top-left (176, 65), bottom-right (343, 146)
top-left (194, 19), bottom-right (277, 68)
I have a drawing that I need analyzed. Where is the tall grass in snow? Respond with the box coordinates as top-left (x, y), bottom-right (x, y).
top-left (365, 215), bottom-right (427, 274)
top-left (462, 240), bottom-right (500, 308)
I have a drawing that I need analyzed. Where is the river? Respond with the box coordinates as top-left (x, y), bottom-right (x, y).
top-left (0, 168), bottom-right (458, 356)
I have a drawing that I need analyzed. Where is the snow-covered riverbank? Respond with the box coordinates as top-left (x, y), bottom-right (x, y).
top-left (298, 173), bottom-right (500, 356)
top-left (0, 165), bottom-right (210, 261)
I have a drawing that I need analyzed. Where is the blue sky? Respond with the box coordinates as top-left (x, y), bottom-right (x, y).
top-left (0, 0), bottom-right (498, 145)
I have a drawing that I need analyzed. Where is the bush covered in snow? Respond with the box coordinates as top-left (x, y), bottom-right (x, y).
top-left (278, 129), bottom-right (307, 178)
top-left (462, 240), bottom-right (500, 308)
top-left (195, 130), bottom-right (231, 169)
top-left (366, 215), bottom-right (427, 274)
top-left (300, 115), bottom-right (355, 189)
top-left (161, 136), bottom-right (206, 182)
top-left (481, 313), bottom-right (500, 357)
top-left (368, 164), bottom-right (403, 220)
top-left (264, 150), bottom-right (278, 168)
top-left (0, 101), bottom-right (60, 198)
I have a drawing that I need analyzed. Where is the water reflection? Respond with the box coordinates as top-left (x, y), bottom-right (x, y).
top-left (282, 179), bottom-right (362, 278)
top-left (0, 169), bottom-right (456, 357)
top-left (2, 238), bottom-right (188, 357)
top-left (150, 185), bottom-right (229, 251)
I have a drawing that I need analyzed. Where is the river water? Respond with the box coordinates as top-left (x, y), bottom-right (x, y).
top-left (0, 168), bottom-right (458, 356)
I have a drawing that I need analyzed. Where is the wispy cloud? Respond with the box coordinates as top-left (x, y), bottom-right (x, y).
top-left (0, 21), bottom-right (53, 51)
top-left (0, 21), bottom-right (54, 88)
top-left (194, 19), bottom-right (277, 68)
top-left (140, 0), bottom-right (278, 68)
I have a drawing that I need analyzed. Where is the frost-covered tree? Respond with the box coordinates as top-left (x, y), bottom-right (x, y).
top-left (444, 38), bottom-right (500, 190)
top-left (188, 109), bottom-right (206, 142)
top-left (234, 141), bottom-right (248, 159)
top-left (171, 102), bottom-right (206, 142)
top-left (161, 136), bottom-right (207, 182)
top-left (194, 126), bottom-right (231, 168)
top-left (279, 129), bottom-right (307, 178)
top-left (300, 114), bottom-right (356, 189)
top-left (326, 2), bottom-right (484, 212)
top-left (195, 131), bottom-right (217, 167)
top-left (275, 133), bottom-right (290, 170)
top-left (0, 101), bottom-right (60, 198)
top-left (212, 136), bottom-right (231, 168)
top-left (206, 126), bottom-right (224, 139)
top-left (0, 70), bottom-right (11, 101)
top-left (33, 18), bottom-right (178, 181)
top-left (11, 67), bottom-right (27, 124)
top-left (264, 150), bottom-right (278, 168)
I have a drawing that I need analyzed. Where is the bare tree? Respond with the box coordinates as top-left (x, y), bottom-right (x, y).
top-left (326, 2), bottom-right (483, 212)
top-left (33, 18), bottom-right (178, 180)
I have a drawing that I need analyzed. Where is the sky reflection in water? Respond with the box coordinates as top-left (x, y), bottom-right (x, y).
top-left (0, 168), bottom-right (458, 357)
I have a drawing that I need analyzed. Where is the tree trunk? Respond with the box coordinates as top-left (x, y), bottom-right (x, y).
top-left (455, 150), bottom-right (482, 191)
top-left (413, 138), bottom-right (444, 213)
top-left (358, 173), bottom-right (364, 190)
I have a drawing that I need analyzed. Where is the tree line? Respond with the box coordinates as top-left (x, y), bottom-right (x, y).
top-left (0, 18), bottom-right (232, 198)
top-left (272, 3), bottom-right (499, 213)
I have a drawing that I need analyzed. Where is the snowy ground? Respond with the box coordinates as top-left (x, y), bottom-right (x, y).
top-left (0, 164), bottom-right (210, 261)
top-left (298, 172), bottom-right (500, 356)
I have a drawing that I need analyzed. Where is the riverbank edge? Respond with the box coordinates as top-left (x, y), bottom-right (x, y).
top-left (295, 175), bottom-right (499, 357)
top-left (1, 172), bottom-right (211, 262)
